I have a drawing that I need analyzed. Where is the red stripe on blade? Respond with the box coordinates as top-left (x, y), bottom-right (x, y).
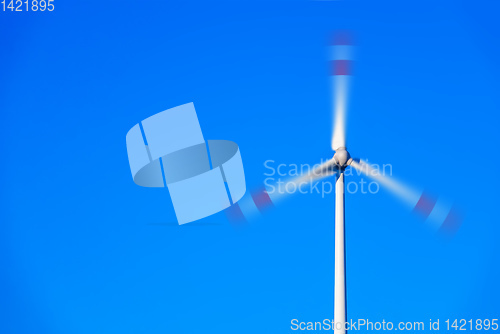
top-left (438, 205), bottom-right (463, 237)
top-left (332, 60), bottom-right (351, 76)
top-left (252, 189), bottom-right (274, 213)
top-left (413, 192), bottom-right (437, 219)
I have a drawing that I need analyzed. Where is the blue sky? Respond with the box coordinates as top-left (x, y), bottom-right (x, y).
top-left (1, 1), bottom-right (499, 333)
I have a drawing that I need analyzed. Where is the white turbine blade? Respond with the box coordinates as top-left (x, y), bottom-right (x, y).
top-left (350, 159), bottom-right (463, 236)
top-left (350, 159), bottom-right (421, 206)
top-left (269, 158), bottom-right (338, 203)
top-left (225, 159), bottom-right (339, 223)
top-left (331, 76), bottom-right (348, 151)
top-left (330, 31), bottom-right (353, 151)
top-left (289, 158), bottom-right (337, 186)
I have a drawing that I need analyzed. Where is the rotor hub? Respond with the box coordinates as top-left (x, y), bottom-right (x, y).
top-left (333, 147), bottom-right (351, 168)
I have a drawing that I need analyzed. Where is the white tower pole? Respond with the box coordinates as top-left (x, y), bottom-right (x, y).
top-left (334, 170), bottom-right (346, 334)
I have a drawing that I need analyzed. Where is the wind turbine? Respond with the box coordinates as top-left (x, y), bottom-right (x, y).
top-left (225, 31), bottom-right (463, 333)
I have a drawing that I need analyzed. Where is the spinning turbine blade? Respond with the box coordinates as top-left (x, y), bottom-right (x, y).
top-left (226, 159), bottom-right (338, 223)
top-left (330, 31), bottom-right (353, 151)
top-left (267, 158), bottom-right (338, 204)
top-left (350, 159), bottom-right (421, 204)
top-left (350, 159), bottom-right (463, 236)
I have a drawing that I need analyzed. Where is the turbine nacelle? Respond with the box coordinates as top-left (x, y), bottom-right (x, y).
top-left (333, 147), bottom-right (351, 168)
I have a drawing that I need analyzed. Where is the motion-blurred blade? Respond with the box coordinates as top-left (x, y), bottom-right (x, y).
top-left (350, 159), bottom-right (420, 205)
top-left (330, 31), bottom-right (353, 151)
top-left (350, 159), bottom-right (463, 237)
top-left (226, 159), bottom-right (338, 224)
top-left (267, 158), bottom-right (338, 204)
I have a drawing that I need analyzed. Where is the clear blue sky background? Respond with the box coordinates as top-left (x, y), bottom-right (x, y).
top-left (1, 1), bottom-right (499, 333)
